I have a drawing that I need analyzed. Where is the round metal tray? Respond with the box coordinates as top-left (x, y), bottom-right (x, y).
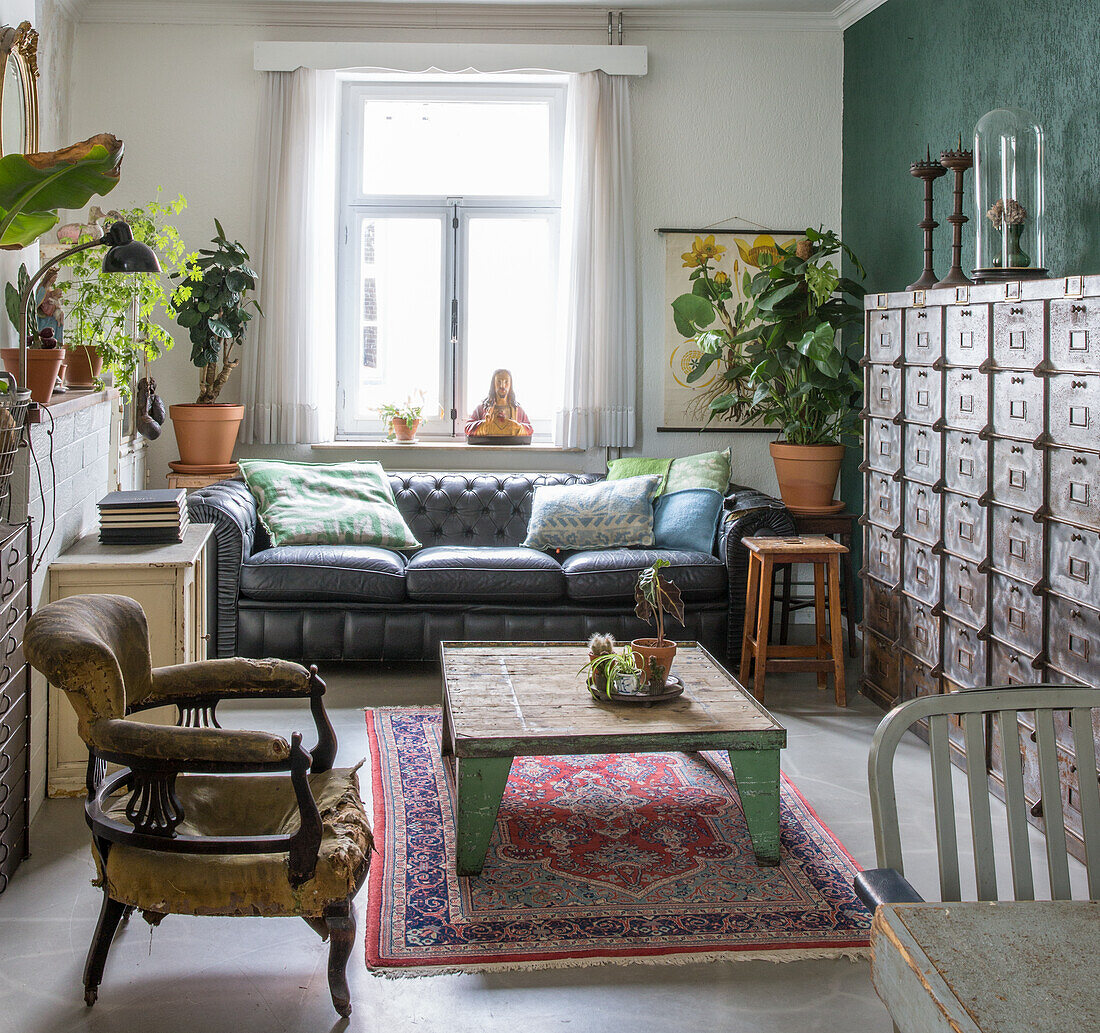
top-left (588, 675), bottom-right (685, 706)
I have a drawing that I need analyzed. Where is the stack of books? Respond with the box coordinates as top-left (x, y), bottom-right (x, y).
top-left (98, 489), bottom-right (189, 545)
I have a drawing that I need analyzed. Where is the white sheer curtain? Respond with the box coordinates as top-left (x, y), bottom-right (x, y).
top-left (241, 68), bottom-right (338, 444)
top-left (555, 71), bottom-right (637, 449)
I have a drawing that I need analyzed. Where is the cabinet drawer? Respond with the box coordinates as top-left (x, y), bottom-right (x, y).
top-left (863, 575), bottom-right (900, 641)
top-left (867, 417), bottom-right (902, 476)
top-left (0, 692), bottom-right (25, 751)
top-left (992, 371), bottom-right (1045, 442)
top-left (866, 527), bottom-right (900, 585)
top-left (993, 301), bottom-right (1046, 370)
top-left (1046, 594), bottom-right (1100, 684)
top-left (1049, 298), bottom-right (1100, 371)
top-left (901, 652), bottom-right (942, 701)
top-left (905, 307), bottom-right (943, 365)
top-left (942, 431), bottom-right (987, 497)
top-left (990, 573), bottom-right (1043, 656)
top-left (0, 530), bottom-right (25, 578)
top-left (903, 537), bottom-right (941, 605)
top-left (943, 616), bottom-right (987, 686)
top-left (904, 365), bottom-right (943, 424)
top-left (0, 799), bottom-right (26, 889)
top-left (0, 608), bottom-right (26, 671)
top-left (0, 556), bottom-right (25, 608)
top-left (990, 638), bottom-right (1042, 687)
top-left (868, 309), bottom-right (903, 362)
top-left (904, 480), bottom-right (941, 545)
top-left (1048, 448), bottom-right (1100, 531)
top-left (944, 554), bottom-right (988, 627)
top-left (1048, 523), bottom-right (1100, 610)
top-left (1048, 374), bottom-right (1100, 452)
top-left (867, 472), bottom-right (901, 530)
top-left (943, 492), bottom-right (987, 562)
top-left (900, 593), bottom-right (941, 667)
top-left (944, 367), bottom-right (989, 432)
top-left (904, 423), bottom-right (942, 485)
top-left (945, 304), bottom-right (990, 366)
top-left (863, 628), bottom-right (900, 702)
top-left (0, 741), bottom-right (25, 814)
top-left (990, 506), bottom-right (1044, 583)
top-left (867, 363), bottom-right (902, 418)
top-left (992, 438), bottom-right (1044, 513)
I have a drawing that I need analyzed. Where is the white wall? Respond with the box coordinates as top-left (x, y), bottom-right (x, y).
top-left (69, 13), bottom-right (843, 490)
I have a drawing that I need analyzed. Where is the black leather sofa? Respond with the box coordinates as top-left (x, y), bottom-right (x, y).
top-left (188, 472), bottom-right (794, 664)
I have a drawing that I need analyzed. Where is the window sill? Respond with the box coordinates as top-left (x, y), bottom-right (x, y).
top-left (313, 440), bottom-right (585, 454)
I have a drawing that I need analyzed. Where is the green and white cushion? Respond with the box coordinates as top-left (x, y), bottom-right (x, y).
top-left (237, 459), bottom-right (421, 550)
top-left (607, 448), bottom-right (731, 497)
top-left (522, 475), bottom-right (662, 551)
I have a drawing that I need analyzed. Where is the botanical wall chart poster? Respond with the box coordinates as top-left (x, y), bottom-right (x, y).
top-left (660, 229), bottom-right (803, 431)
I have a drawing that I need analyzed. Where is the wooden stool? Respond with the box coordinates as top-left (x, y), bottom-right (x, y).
top-left (739, 535), bottom-right (848, 707)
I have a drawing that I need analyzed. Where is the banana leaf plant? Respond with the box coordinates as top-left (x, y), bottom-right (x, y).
top-left (0, 134), bottom-right (123, 250)
top-left (687, 227), bottom-right (867, 445)
top-left (634, 559), bottom-right (685, 647)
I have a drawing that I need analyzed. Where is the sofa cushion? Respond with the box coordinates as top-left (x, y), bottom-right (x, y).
top-left (405, 546), bottom-right (565, 603)
top-left (241, 546), bottom-right (407, 603)
top-left (561, 549), bottom-right (727, 603)
top-left (523, 476), bottom-right (662, 551)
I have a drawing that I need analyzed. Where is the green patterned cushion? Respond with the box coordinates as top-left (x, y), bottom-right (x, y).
top-left (663, 448), bottom-right (732, 495)
top-left (237, 460), bottom-right (421, 550)
top-left (606, 456), bottom-right (672, 491)
top-left (522, 475), bottom-right (661, 551)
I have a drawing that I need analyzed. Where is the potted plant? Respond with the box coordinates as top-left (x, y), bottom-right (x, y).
top-left (377, 397), bottom-right (425, 443)
top-left (170, 220), bottom-right (260, 467)
top-left (0, 134), bottom-right (125, 403)
top-left (688, 228), bottom-right (865, 514)
top-left (54, 194), bottom-right (194, 397)
top-left (580, 635), bottom-right (646, 698)
top-left (632, 559), bottom-right (685, 688)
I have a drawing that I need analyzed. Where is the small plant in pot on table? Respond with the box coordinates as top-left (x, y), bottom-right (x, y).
top-left (581, 634), bottom-right (646, 698)
top-left (633, 559), bottom-right (685, 690)
top-left (170, 220), bottom-right (261, 469)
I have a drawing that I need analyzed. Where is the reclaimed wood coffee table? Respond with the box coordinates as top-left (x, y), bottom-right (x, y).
top-left (440, 641), bottom-right (787, 876)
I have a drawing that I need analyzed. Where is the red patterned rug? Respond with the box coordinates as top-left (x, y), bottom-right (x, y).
top-left (365, 707), bottom-right (871, 974)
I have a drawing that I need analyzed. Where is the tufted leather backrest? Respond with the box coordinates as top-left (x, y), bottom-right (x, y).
top-left (388, 472), bottom-right (603, 548)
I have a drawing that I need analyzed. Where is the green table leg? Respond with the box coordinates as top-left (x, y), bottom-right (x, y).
top-left (727, 748), bottom-right (782, 866)
top-left (455, 756), bottom-right (513, 876)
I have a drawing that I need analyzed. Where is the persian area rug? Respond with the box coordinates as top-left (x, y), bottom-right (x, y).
top-left (365, 707), bottom-right (872, 974)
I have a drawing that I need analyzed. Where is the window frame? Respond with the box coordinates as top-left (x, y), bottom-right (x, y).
top-left (336, 77), bottom-right (567, 440)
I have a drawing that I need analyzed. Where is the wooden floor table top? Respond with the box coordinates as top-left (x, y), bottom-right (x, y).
top-left (440, 641), bottom-right (786, 758)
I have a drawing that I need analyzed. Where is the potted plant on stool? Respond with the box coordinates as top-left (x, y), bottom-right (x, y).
top-left (633, 559), bottom-right (685, 689)
top-left (170, 220), bottom-right (260, 469)
top-left (689, 227), bottom-right (865, 514)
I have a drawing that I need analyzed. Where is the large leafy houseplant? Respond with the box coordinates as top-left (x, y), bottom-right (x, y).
top-left (56, 193), bottom-right (195, 400)
top-left (168, 220), bottom-right (260, 468)
top-left (687, 227), bottom-right (866, 512)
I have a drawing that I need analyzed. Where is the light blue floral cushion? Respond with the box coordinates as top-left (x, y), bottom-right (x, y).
top-left (523, 475), bottom-right (662, 551)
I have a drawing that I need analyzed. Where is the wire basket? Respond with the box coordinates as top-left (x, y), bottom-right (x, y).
top-left (0, 372), bottom-right (32, 514)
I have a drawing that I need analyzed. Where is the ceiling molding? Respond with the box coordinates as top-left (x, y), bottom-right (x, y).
top-left (832, 0), bottom-right (891, 30)
top-left (78, 1), bottom-right (842, 32)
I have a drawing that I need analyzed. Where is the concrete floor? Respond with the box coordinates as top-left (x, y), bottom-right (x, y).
top-left (0, 657), bottom-right (1085, 1033)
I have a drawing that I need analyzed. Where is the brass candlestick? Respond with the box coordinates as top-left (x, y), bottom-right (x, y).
top-left (934, 136), bottom-right (974, 288)
top-left (908, 146), bottom-right (947, 291)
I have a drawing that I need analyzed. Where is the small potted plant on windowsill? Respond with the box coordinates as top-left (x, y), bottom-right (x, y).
top-left (377, 397), bottom-right (425, 443)
top-left (170, 220), bottom-right (260, 468)
top-left (633, 559), bottom-right (685, 689)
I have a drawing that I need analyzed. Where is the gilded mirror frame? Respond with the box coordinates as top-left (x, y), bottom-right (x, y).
top-left (0, 21), bottom-right (39, 156)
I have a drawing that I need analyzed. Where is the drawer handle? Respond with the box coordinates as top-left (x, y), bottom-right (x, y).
top-left (1010, 585), bottom-right (1021, 594)
top-left (918, 429), bottom-right (927, 437)
top-left (961, 309), bottom-right (972, 316)
top-left (0, 754), bottom-right (7, 776)
top-left (918, 488), bottom-right (926, 496)
top-left (961, 436), bottom-right (971, 444)
top-left (880, 313), bottom-right (888, 320)
top-left (1073, 380), bottom-right (1087, 389)
top-left (960, 564), bottom-right (969, 572)
top-left (1010, 653), bottom-right (1019, 663)
top-left (1073, 456), bottom-right (1086, 465)
top-left (1072, 533), bottom-right (1084, 542)
top-left (1011, 515), bottom-right (1021, 524)
top-left (4, 547), bottom-right (16, 566)
top-left (1011, 446), bottom-right (1022, 454)
top-left (1011, 376), bottom-right (1024, 384)
top-left (918, 370), bottom-right (928, 378)
top-left (961, 500), bottom-right (970, 509)
top-left (960, 629), bottom-right (971, 640)
top-left (962, 373), bottom-right (973, 381)
top-left (1010, 307), bottom-right (1024, 315)
top-left (1071, 304), bottom-right (1087, 313)
top-left (0, 783), bottom-right (7, 806)
top-left (917, 310), bottom-right (927, 319)
top-left (1071, 609), bottom-right (1082, 620)
top-left (0, 812), bottom-right (8, 835)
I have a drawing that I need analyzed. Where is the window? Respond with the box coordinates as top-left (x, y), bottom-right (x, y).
top-left (337, 78), bottom-right (567, 439)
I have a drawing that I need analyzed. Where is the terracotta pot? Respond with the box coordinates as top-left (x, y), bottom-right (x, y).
top-left (391, 417), bottom-right (421, 442)
top-left (631, 639), bottom-right (677, 689)
top-left (63, 346), bottom-right (103, 388)
top-left (170, 403), bottom-right (244, 467)
top-left (0, 348), bottom-right (64, 404)
top-left (769, 442), bottom-right (846, 514)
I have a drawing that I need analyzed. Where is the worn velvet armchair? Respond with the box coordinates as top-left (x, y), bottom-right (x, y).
top-left (23, 594), bottom-right (372, 1017)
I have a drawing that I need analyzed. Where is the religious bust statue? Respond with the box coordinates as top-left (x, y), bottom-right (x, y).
top-left (465, 369), bottom-right (533, 445)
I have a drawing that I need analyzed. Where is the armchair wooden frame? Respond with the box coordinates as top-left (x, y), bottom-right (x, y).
top-left (80, 664), bottom-right (364, 1016)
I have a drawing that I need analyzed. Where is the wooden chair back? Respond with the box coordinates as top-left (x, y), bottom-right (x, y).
top-left (868, 684), bottom-right (1100, 902)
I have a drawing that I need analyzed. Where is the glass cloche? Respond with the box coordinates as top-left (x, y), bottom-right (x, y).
top-left (973, 107), bottom-right (1047, 282)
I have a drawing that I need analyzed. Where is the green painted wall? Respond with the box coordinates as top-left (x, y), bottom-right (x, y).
top-left (840, 0), bottom-right (1100, 590)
